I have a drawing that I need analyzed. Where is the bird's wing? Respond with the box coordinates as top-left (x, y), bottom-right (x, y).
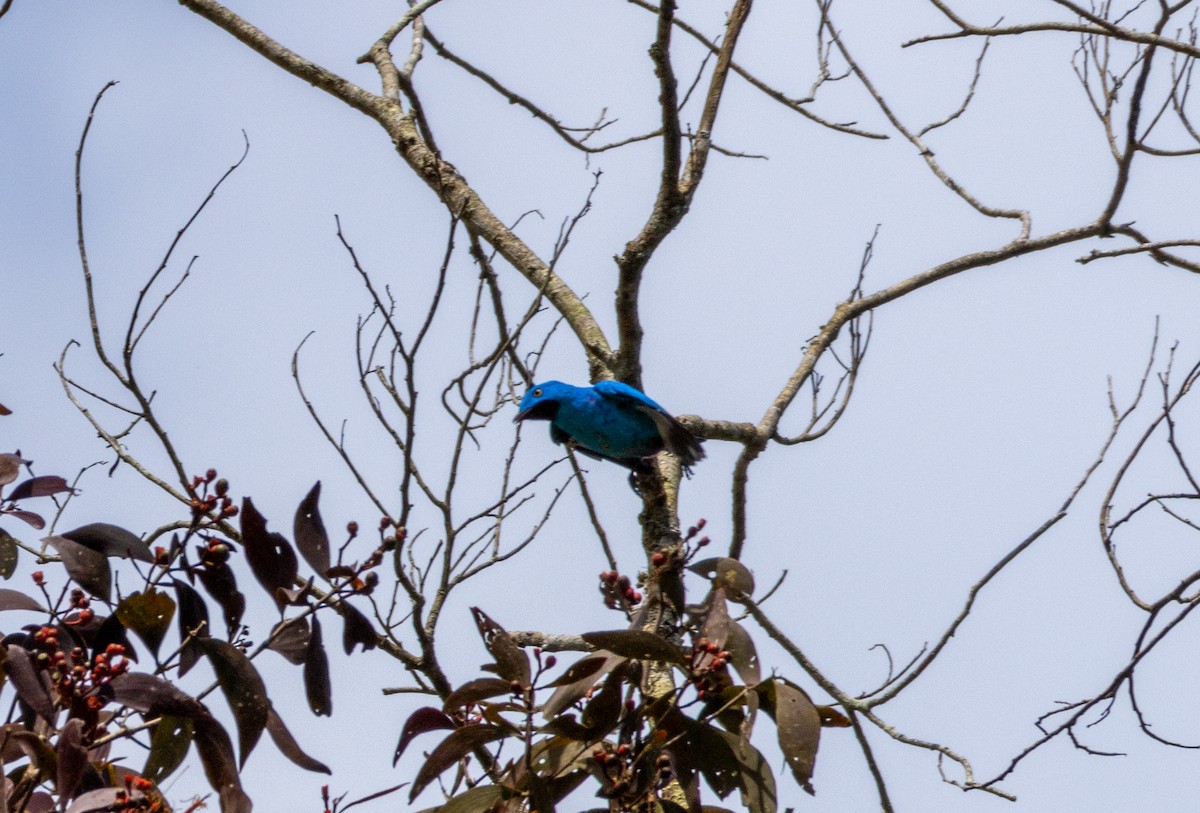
top-left (594, 381), bottom-right (705, 468)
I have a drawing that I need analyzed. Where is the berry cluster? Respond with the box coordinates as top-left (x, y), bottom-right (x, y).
top-left (591, 742), bottom-right (636, 799)
top-left (188, 468), bottom-right (237, 523)
top-left (110, 773), bottom-right (164, 812)
top-left (689, 637), bottom-right (732, 699)
top-left (31, 624), bottom-right (129, 711)
top-left (598, 571), bottom-right (642, 609)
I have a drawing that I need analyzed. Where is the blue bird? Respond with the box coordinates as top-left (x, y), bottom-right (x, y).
top-left (514, 380), bottom-right (704, 473)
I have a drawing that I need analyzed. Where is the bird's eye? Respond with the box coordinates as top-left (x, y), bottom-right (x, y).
top-left (532, 388), bottom-right (543, 397)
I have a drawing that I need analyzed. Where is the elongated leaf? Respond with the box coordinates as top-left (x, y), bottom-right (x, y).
top-left (580, 670), bottom-right (622, 737)
top-left (816, 705), bottom-right (851, 728)
top-left (444, 677), bottom-right (514, 712)
top-left (173, 578), bottom-right (210, 676)
top-left (408, 725), bottom-right (508, 802)
top-left (2, 508), bottom-right (45, 529)
top-left (701, 589), bottom-right (731, 650)
top-left (438, 785), bottom-right (508, 813)
top-left (43, 535), bottom-right (111, 601)
top-left (772, 680), bottom-right (820, 795)
top-left (110, 673), bottom-right (206, 717)
top-left (724, 620), bottom-right (761, 687)
top-left (143, 715), bottom-right (195, 783)
top-left (115, 590), bottom-right (175, 656)
top-left (266, 617), bottom-right (310, 665)
top-left (5, 644), bottom-right (54, 722)
top-left (8, 476), bottom-right (71, 502)
top-left (303, 615), bottom-right (331, 717)
top-left (581, 630), bottom-right (686, 665)
top-left (472, 608), bottom-right (530, 687)
top-left (192, 715), bottom-right (251, 813)
top-left (0, 588), bottom-right (44, 613)
top-left (541, 652), bottom-right (625, 719)
top-left (56, 718), bottom-right (88, 801)
top-left (687, 722), bottom-right (777, 813)
top-left (199, 639), bottom-right (270, 764)
top-left (91, 613), bottom-right (138, 664)
top-left (340, 600), bottom-right (377, 655)
top-left (0, 527), bottom-right (18, 579)
top-left (293, 482), bottom-right (330, 575)
top-left (240, 497), bottom-right (298, 609)
top-left (393, 707), bottom-right (456, 766)
top-left (684, 720), bottom-right (741, 799)
top-left (0, 453), bottom-right (25, 487)
top-left (195, 560), bottom-right (245, 640)
top-left (60, 523), bottom-right (153, 562)
top-left (266, 706), bottom-right (329, 774)
top-left (712, 558), bottom-right (755, 599)
top-left (67, 787), bottom-right (146, 813)
top-left (545, 654), bottom-right (611, 688)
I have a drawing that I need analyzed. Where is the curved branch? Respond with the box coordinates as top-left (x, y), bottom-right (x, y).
top-left (614, 0), bottom-right (754, 383)
top-left (177, 0), bottom-right (615, 377)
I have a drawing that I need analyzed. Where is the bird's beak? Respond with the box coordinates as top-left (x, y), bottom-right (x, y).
top-left (513, 407), bottom-right (531, 424)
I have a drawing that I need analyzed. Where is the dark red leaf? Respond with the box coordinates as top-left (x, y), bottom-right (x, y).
top-left (0, 527), bottom-right (18, 578)
top-left (5, 644), bottom-right (54, 722)
top-left (684, 720), bottom-right (741, 799)
top-left (816, 705), bottom-right (851, 728)
top-left (444, 677), bottom-right (514, 711)
top-left (0, 588), bottom-right (44, 613)
top-left (538, 713), bottom-right (594, 741)
top-left (56, 718), bottom-right (88, 802)
top-left (60, 523), bottom-right (153, 562)
top-left (772, 680), bottom-right (821, 795)
top-left (341, 600), bottom-right (377, 655)
top-left (266, 617), bottom-right (310, 665)
top-left (408, 724), bottom-right (508, 802)
top-left (67, 787), bottom-right (147, 813)
top-left (393, 706), bottom-right (456, 766)
top-left (581, 630), bottom-right (686, 665)
top-left (143, 715), bottom-right (195, 784)
top-left (240, 497), bottom-right (298, 610)
top-left (724, 620), bottom-right (761, 687)
top-left (304, 615), bottom-right (331, 717)
top-left (711, 558), bottom-right (755, 599)
top-left (541, 652), bottom-right (625, 719)
top-left (199, 638), bottom-right (270, 765)
top-left (436, 786), bottom-right (508, 813)
top-left (8, 476), bottom-right (72, 502)
top-left (0, 453), bottom-right (26, 488)
top-left (110, 673), bottom-right (206, 718)
top-left (545, 654), bottom-right (612, 688)
top-left (193, 715), bottom-right (251, 813)
top-left (91, 613), bottom-right (138, 664)
top-left (294, 482), bottom-right (330, 575)
top-left (580, 670), bottom-right (623, 736)
top-left (4, 509), bottom-right (45, 529)
top-left (701, 588), bottom-right (731, 650)
top-left (172, 578), bottom-right (210, 676)
top-left (115, 590), bottom-right (175, 657)
top-left (471, 608), bottom-right (530, 687)
top-left (686, 557), bottom-right (722, 578)
top-left (686, 721), bottom-right (777, 811)
top-left (266, 706), bottom-right (330, 774)
top-left (44, 535), bottom-right (111, 602)
top-left (195, 560), bottom-right (245, 640)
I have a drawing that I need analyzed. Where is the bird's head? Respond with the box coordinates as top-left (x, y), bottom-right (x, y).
top-left (514, 380), bottom-right (569, 423)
